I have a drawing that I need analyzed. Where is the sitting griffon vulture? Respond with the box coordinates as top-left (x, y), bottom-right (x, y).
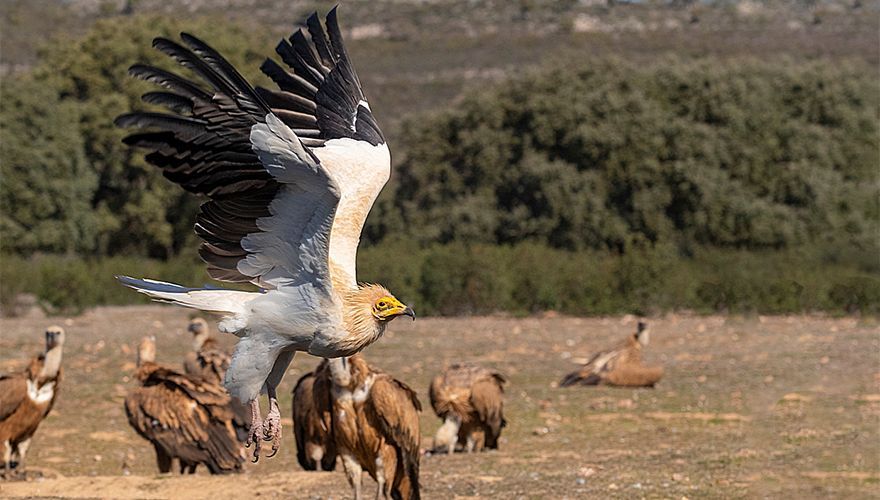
top-left (291, 363), bottom-right (337, 471)
top-left (125, 337), bottom-right (246, 474)
top-left (560, 321), bottom-right (664, 388)
top-left (0, 326), bottom-right (65, 476)
top-left (183, 317), bottom-right (230, 385)
top-left (323, 356), bottom-right (421, 500)
top-left (429, 363), bottom-right (507, 455)
top-left (114, 7), bottom-right (414, 461)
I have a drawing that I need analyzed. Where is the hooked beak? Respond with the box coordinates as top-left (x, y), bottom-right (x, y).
top-left (403, 306), bottom-right (416, 321)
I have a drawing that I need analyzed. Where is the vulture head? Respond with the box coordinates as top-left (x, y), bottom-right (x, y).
top-left (187, 317), bottom-right (210, 349)
top-left (188, 317), bottom-right (209, 334)
top-left (636, 321), bottom-right (650, 346)
top-left (137, 336), bottom-right (157, 366)
top-left (347, 284), bottom-right (414, 326)
top-left (44, 325), bottom-right (65, 350)
top-left (368, 286), bottom-right (415, 322)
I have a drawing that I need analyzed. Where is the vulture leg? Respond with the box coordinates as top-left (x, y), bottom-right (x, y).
top-left (246, 398), bottom-right (264, 462)
top-left (262, 386), bottom-right (282, 457)
top-left (262, 350), bottom-right (294, 457)
top-left (153, 443), bottom-right (172, 473)
top-left (341, 453), bottom-right (364, 500)
top-left (465, 434), bottom-right (476, 453)
top-left (12, 438), bottom-right (31, 469)
top-left (2, 440), bottom-right (11, 476)
top-left (374, 455), bottom-right (386, 500)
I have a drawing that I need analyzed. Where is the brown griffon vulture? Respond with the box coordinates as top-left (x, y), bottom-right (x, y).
top-left (0, 326), bottom-right (65, 476)
top-left (560, 321), bottom-right (664, 388)
top-left (183, 317), bottom-right (230, 385)
top-left (323, 356), bottom-right (421, 500)
top-left (125, 337), bottom-right (246, 474)
top-left (429, 363), bottom-right (507, 455)
top-left (291, 363), bottom-right (337, 471)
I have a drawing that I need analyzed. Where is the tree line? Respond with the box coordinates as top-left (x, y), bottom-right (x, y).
top-left (1, 14), bottom-right (877, 314)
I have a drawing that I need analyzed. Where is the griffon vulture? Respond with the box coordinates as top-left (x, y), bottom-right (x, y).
top-left (183, 317), bottom-right (230, 385)
top-left (291, 363), bottom-right (337, 471)
top-left (324, 356), bottom-right (421, 499)
top-left (125, 337), bottom-right (247, 474)
top-left (560, 321), bottom-right (664, 388)
top-left (0, 326), bottom-right (65, 476)
top-left (114, 7), bottom-right (414, 461)
top-left (429, 363), bottom-right (507, 454)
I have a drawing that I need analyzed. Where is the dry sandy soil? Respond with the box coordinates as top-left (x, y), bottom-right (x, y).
top-left (0, 306), bottom-right (877, 499)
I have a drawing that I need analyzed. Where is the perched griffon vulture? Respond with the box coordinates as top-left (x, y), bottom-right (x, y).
top-left (0, 326), bottom-right (65, 476)
top-left (291, 363), bottom-right (336, 471)
top-left (183, 317), bottom-right (230, 385)
top-left (125, 337), bottom-right (247, 474)
top-left (114, 7), bottom-right (414, 460)
top-left (429, 363), bottom-right (507, 454)
top-left (560, 321), bottom-right (664, 388)
top-left (323, 356), bottom-right (421, 499)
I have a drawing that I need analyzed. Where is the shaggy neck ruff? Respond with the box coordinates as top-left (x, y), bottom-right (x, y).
top-left (337, 284), bottom-right (390, 356)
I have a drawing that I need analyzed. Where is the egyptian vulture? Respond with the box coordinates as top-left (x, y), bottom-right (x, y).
top-left (322, 356), bottom-right (421, 500)
top-left (183, 317), bottom-right (230, 385)
top-left (114, 7), bottom-right (414, 460)
top-left (291, 362), bottom-right (337, 471)
top-left (125, 337), bottom-right (247, 474)
top-left (429, 363), bottom-right (507, 455)
top-left (0, 326), bottom-right (65, 476)
top-left (559, 321), bottom-right (664, 388)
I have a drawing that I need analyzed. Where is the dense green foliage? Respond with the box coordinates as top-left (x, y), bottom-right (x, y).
top-left (2, 244), bottom-right (877, 315)
top-left (0, 77), bottom-right (99, 254)
top-left (379, 58), bottom-right (878, 253)
top-left (0, 15), bottom-right (877, 315)
top-left (1, 16), bottom-right (269, 258)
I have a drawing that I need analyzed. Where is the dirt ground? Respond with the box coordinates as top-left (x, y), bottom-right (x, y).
top-left (0, 306), bottom-right (877, 499)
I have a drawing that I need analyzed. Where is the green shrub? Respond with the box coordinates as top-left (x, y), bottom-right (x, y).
top-left (2, 245), bottom-right (877, 316)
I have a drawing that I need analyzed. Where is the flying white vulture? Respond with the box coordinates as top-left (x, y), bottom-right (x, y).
top-left (115, 8), bottom-right (414, 461)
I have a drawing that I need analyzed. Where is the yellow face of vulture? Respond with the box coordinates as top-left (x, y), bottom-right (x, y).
top-left (372, 295), bottom-right (415, 322)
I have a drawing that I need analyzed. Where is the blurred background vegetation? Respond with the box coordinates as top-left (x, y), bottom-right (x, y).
top-left (1, 0), bottom-right (877, 315)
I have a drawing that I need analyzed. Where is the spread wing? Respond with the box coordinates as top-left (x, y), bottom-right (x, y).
top-left (116, 8), bottom-right (387, 291)
top-left (257, 7), bottom-right (390, 287)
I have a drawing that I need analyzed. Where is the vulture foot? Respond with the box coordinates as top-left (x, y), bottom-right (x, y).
top-left (245, 399), bottom-right (263, 462)
top-left (262, 397), bottom-right (282, 458)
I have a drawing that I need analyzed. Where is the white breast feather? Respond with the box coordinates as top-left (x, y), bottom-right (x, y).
top-left (26, 380), bottom-right (55, 404)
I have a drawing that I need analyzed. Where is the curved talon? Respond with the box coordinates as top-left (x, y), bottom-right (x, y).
top-left (264, 419), bottom-right (282, 458)
top-left (246, 399), bottom-right (264, 462)
top-left (247, 425), bottom-right (263, 462)
top-left (260, 399), bottom-right (283, 458)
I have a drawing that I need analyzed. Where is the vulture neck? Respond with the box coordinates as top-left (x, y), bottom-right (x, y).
top-left (135, 361), bottom-right (160, 382)
top-left (327, 356), bottom-right (370, 392)
top-left (338, 286), bottom-right (387, 356)
top-left (192, 331), bottom-right (209, 351)
top-left (327, 358), bottom-right (352, 389)
top-left (39, 345), bottom-right (63, 380)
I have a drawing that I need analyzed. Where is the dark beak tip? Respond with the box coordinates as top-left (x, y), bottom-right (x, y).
top-left (404, 307), bottom-right (416, 321)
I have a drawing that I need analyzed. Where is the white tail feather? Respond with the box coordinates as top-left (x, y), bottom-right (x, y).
top-left (116, 276), bottom-right (258, 316)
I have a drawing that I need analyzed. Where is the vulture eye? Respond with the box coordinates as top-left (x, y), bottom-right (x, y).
top-left (377, 301), bottom-right (387, 309)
